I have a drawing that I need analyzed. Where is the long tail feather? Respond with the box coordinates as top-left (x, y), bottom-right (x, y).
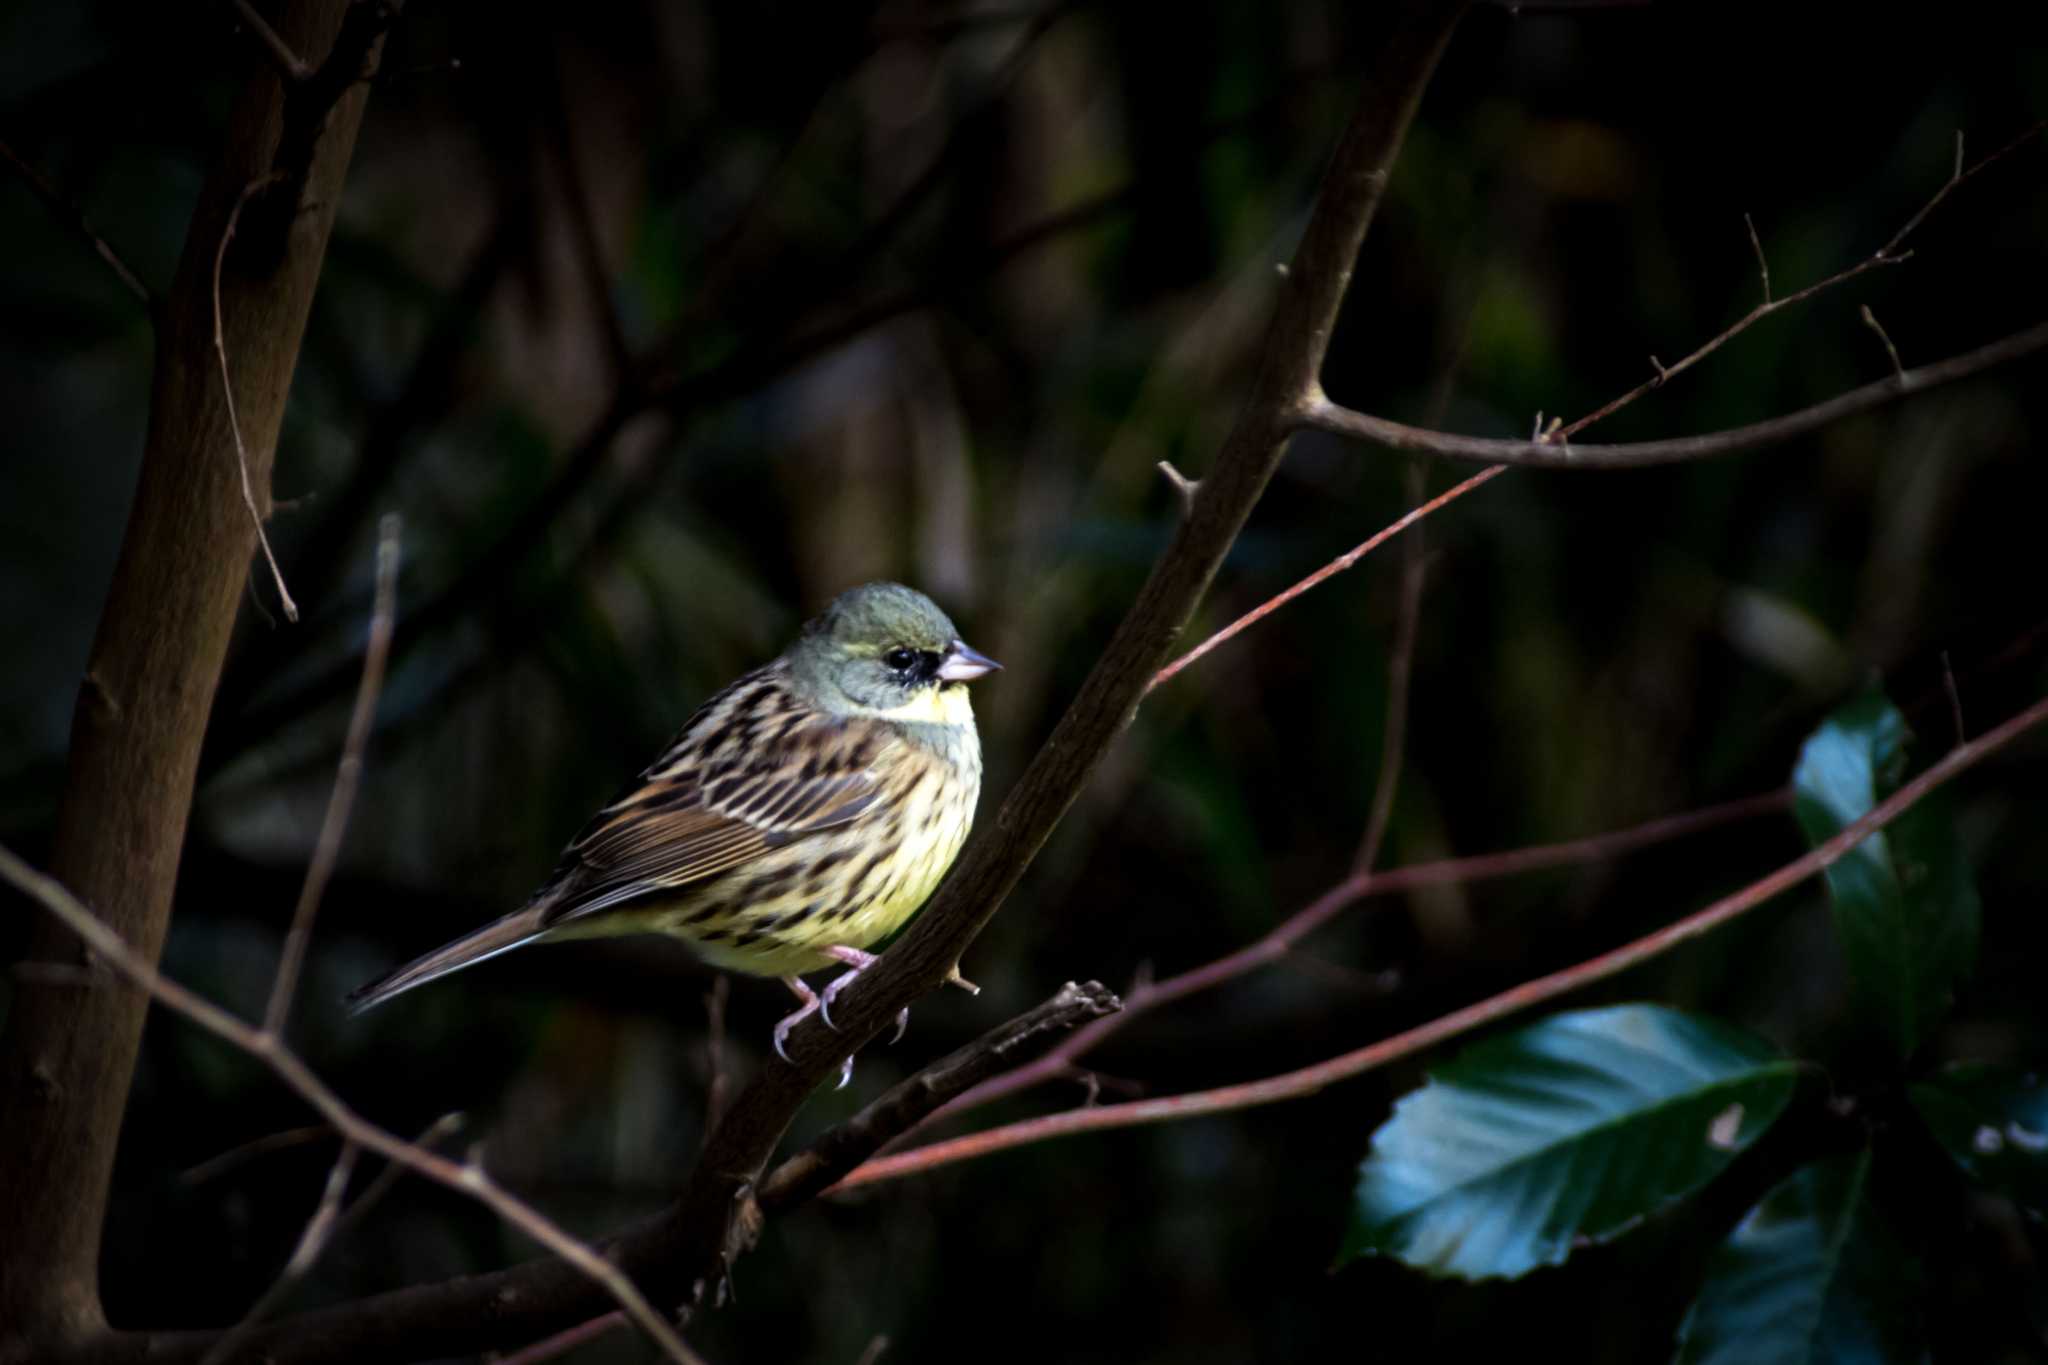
top-left (344, 908), bottom-right (548, 1014)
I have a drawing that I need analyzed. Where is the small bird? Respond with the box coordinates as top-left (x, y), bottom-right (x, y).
top-left (347, 582), bottom-right (999, 1070)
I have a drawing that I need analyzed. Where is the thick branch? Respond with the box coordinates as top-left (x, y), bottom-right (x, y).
top-left (641, 0), bottom-right (1472, 1311)
top-left (0, 1), bottom-right (387, 1346)
top-left (1298, 317), bottom-right (2048, 467)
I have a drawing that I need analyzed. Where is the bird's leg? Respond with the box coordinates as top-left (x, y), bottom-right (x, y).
top-left (772, 975), bottom-right (822, 1062)
top-left (818, 945), bottom-right (911, 1043)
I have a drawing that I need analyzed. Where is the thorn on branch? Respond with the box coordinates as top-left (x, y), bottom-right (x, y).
top-left (1744, 212), bottom-right (1772, 304)
top-left (1649, 354), bottom-right (1668, 385)
top-left (1860, 304), bottom-right (1905, 381)
top-left (1157, 460), bottom-right (1200, 515)
top-left (1955, 129), bottom-right (1966, 181)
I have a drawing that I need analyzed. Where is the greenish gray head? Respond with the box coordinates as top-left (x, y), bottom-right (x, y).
top-left (790, 581), bottom-right (1000, 715)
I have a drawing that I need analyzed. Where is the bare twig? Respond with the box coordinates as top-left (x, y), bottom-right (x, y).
top-left (1149, 466), bottom-right (1508, 692)
top-left (1297, 318), bottom-right (2048, 468)
top-left (1353, 459), bottom-right (1430, 874)
top-left (0, 846), bottom-right (706, 1365)
top-left (1943, 649), bottom-right (1967, 745)
top-left (179, 1124), bottom-right (332, 1187)
top-left (0, 133), bottom-right (154, 311)
top-left (228, 0), bottom-right (313, 82)
top-left (1879, 120), bottom-right (2043, 260)
top-left (703, 976), bottom-right (731, 1142)
top-left (213, 173), bottom-right (300, 623)
top-left (265, 515), bottom-right (400, 1034)
top-left (1744, 212), bottom-right (1772, 303)
top-left (1861, 304), bottom-right (1905, 381)
top-left (496, 1313), bottom-right (629, 1365)
top-left (835, 689), bottom-right (2048, 1188)
top-left (198, 1142), bottom-right (359, 1365)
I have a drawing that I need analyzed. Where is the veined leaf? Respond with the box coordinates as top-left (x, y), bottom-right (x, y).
top-left (1792, 685), bottom-right (1980, 1060)
top-left (1910, 1063), bottom-right (2048, 1216)
top-left (1340, 1004), bottom-right (1798, 1280)
top-left (1674, 1150), bottom-right (1926, 1365)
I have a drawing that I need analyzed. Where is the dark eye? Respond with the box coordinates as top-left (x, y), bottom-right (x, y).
top-left (883, 647), bottom-right (918, 671)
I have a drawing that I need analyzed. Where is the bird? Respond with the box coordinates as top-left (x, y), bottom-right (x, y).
top-left (346, 581), bottom-right (999, 1075)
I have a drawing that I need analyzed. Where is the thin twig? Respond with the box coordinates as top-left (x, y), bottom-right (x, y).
top-left (179, 1124), bottom-right (333, 1187)
top-left (0, 133), bottom-right (154, 311)
top-left (703, 976), bottom-right (731, 1143)
top-left (1861, 304), bottom-right (1905, 381)
top-left (835, 689), bottom-right (2048, 1188)
top-left (213, 173), bottom-right (299, 623)
top-left (494, 1311), bottom-right (628, 1365)
top-left (1353, 459), bottom-right (1429, 874)
top-left (1942, 649), bottom-right (1967, 745)
top-left (1297, 318), bottom-right (2048, 468)
top-left (198, 1142), bottom-right (360, 1365)
top-left (264, 515), bottom-right (400, 1035)
top-left (1546, 124), bottom-right (2042, 445)
top-left (0, 845), bottom-right (707, 1365)
top-left (227, 0), bottom-right (313, 81)
top-left (1743, 212), bottom-right (1772, 303)
top-left (1149, 466), bottom-right (1508, 692)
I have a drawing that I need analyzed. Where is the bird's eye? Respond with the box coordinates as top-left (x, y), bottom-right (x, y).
top-left (883, 647), bottom-right (918, 671)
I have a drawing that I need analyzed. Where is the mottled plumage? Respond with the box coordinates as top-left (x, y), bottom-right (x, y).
top-left (347, 583), bottom-right (997, 1062)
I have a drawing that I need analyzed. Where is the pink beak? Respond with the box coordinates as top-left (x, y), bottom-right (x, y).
top-left (936, 642), bottom-right (1002, 682)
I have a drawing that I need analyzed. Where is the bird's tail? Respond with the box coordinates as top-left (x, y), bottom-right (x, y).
top-left (344, 908), bottom-right (548, 1015)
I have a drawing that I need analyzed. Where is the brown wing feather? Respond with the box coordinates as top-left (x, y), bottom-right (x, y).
top-left (533, 668), bottom-right (892, 927)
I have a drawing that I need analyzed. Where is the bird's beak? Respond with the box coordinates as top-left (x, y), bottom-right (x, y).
top-left (936, 641), bottom-right (1002, 682)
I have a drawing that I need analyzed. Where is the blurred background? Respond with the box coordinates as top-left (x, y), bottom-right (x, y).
top-left (5, 1), bottom-right (2048, 1361)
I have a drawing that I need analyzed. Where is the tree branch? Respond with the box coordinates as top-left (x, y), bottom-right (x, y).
top-left (833, 689), bottom-right (2048, 1189)
top-left (264, 515), bottom-right (400, 1035)
top-left (1297, 317), bottom-right (2048, 468)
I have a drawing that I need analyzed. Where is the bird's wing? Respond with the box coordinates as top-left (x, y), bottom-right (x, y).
top-left (534, 673), bottom-right (894, 927)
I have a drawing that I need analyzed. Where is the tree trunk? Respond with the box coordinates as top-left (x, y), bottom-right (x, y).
top-left (0, 2), bottom-right (384, 1348)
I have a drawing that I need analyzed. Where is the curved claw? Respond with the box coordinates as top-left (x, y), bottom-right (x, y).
top-left (834, 1054), bottom-right (855, 1090)
top-left (818, 967), bottom-right (862, 1030)
top-left (889, 1006), bottom-right (910, 1045)
top-left (773, 977), bottom-right (822, 1063)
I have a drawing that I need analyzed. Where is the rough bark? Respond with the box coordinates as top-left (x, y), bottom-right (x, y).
top-left (0, 2), bottom-right (386, 1350)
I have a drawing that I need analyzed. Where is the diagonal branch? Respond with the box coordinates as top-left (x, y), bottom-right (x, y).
top-left (833, 688), bottom-right (2048, 1189)
top-left (0, 133), bottom-right (155, 312)
top-left (0, 845), bottom-right (707, 1365)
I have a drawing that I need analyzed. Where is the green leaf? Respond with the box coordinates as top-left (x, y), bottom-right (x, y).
top-left (1674, 1150), bottom-right (1926, 1365)
top-left (1791, 685), bottom-right (1981, 1059)
top-left (1340, 1004), bottom-right (1799, 1280)
top-left (1909, 1064), bottom-right (2048, 1215)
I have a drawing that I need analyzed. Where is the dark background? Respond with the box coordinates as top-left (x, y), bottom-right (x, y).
top-left (5, 2), bottom-right (2048, 1361)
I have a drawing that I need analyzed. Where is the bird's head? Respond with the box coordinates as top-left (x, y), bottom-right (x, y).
top-left (790, 582), bottom-right (1000, 722)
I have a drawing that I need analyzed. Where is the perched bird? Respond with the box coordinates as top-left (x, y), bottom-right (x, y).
top-left (347, 582), bottom-right (999, 1069)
